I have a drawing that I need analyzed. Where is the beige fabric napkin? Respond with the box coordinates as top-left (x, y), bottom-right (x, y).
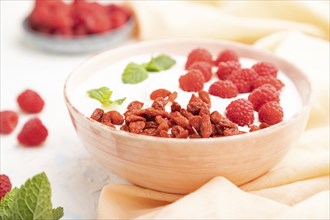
top-left (98, 2), bottom-right (330, 219)
top-left (127, 1), bottom-right (329, 43)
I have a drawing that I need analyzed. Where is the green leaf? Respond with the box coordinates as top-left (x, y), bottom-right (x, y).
top-left (0, 188), bottom-right (18, 220)
top-left (52, 207), bottom-right (64, 220)
top-left (12, 172), bottom-right (53, 220)
top-left (87, 87), bottom-right (113, 106)
top-left (112, 97), bottom-right (126, 105)
top-left (145, 55), bottom-right (176, 72)
top-left (87, 87), bottom-right (126, 107)
top-left (121, 62), bottom-right (148, 84)
top-left (0, 173), bottom-right (64, 220)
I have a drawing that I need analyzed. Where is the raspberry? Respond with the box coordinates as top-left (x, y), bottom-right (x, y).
top-left (225, 98), bottom-right (254, 126)
top-left (252, 62), bottom-right (278, 77)
top-left (0, 111), bottom-right (19, 134)
top-left (17, 89), bottom-right (45, 113)
top-left (179, 70), bottom-right (205, 92)
top-left (227, 68), bottom-right (258, 93)
top-left (188, 61), bottom-right (213, 82)
top-left (214, 49), bottom-right (239, 66)
top-left (0, 174), bottom-right (12, 200)
top-left (248, 84), bottom-right (280, 111)
top-left (252, 76), bottom-right (285, 91)
top-left (209, 81), bottom-right (238, 98)
top-left (17, 118), bottom-right (48, 147)
top-left (185, 48), bottom-right (213, 69)
top-left (258, 101), bottom-right (284, 125)
top-left (216, 61), bottom-right (241, 80)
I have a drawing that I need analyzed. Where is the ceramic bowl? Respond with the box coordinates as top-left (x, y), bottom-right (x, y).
top-left (64, 39), bottom-right (312, 194)
top-left (22, 17), bottom-right (134, 54)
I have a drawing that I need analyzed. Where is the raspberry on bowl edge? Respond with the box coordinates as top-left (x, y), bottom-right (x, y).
top-left (214, 49), bottom-right (239, 66)
top-left (185, 48), bottom-right (213, 69)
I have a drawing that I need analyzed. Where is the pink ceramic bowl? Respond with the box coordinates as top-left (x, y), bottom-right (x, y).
top-left (64, 39), bottom-right (312, 194)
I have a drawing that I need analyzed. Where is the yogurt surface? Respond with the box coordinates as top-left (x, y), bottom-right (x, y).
top-left (72, 54), bottom-right (303, 130)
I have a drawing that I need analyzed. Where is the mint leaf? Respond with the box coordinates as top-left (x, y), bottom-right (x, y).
top-left (145, 55), bottom-right (176, 72)
top-left (52, 207), bottom-right (64, 220)
top-left (12, 172), bottom-right (53, 220)
top-left (0, 187), bottom-right (18, 220)
top-left (0, 173), bottom-right (63, 220)
top-left (87, 87), bottom-right (113, 106)
top-left (113, 97), bottom-right (126, 105)
top-left (121, 62), bottom-right (148, 84)
top-left (87, 87), bottom-right (126, 107)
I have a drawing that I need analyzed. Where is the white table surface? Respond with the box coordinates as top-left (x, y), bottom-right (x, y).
top-left (1, 1), bottom-right (130, 219)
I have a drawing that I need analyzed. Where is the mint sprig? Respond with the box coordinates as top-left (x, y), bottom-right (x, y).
top-left (121, 54), bottom-right (176, 84)
top-left (122, 63), bottom-right (148, 84)
top-left (87, 87), bottom-right (126, 107)
top-left (0, 172), bottom-right (63, 220)
top-left (145, 55), bottom-right (176, 72)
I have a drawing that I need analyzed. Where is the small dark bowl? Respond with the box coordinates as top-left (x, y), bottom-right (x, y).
top-left (22, 17), bottom-right (134, 54)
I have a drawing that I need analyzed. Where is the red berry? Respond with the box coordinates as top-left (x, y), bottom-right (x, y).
top-left (248, 84), bottom-right (280, 111)
top-left (0, 174), bottom-right (12, 200)
top-left (252, 76), bottom-right (285, 91)
top-left (225, 98), bottom-right (254, 126)
top-left (0, 111), bottom-right (19, 134)
top-left (209, 81), bottom-right (238, 98)
top-left (258, 101), bottom-right (284, 125)
top-left (188, 61), bottom-right (213, 82)
top-left (227, 68), bottom-right (258, 93)
top-left (179, 70), bottom-right (205, 92)
top-left (252, 62), bottom-right (278, 77)
top-left (185, 48), bottom-right (213, 69)
top-left (216, 61), bottom-right (241, 80)
top-left (17, 89), bottom-right (45, 113)
top-left (17, 118), bottom-right (48, 147)
top-left (214, 49), bottom-right (239, 66)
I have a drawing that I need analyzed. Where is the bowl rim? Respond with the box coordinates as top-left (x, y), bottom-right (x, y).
top-left (64, 38), bottom-right (313, 144)
top-left (22, 16), bottom-right (134, 41)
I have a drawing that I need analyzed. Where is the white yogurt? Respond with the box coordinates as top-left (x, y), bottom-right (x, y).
top-left (72, 55), bottom-right (303, 130)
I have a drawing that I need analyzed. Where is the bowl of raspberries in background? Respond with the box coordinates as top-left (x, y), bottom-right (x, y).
top-left (23, 0), bottom-right (133, 54)
top-left (64, 39), bottom-right (313, 194)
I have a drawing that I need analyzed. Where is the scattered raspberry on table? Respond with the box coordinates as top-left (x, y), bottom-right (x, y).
top-left (0, 174), bottom-right (12, 200)
top-left (0, 111), bottom-right (19, 134)
top-left (17, 89), bottom-right (45, 113)
top-left (17, 118), bottom-right (48, 147)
